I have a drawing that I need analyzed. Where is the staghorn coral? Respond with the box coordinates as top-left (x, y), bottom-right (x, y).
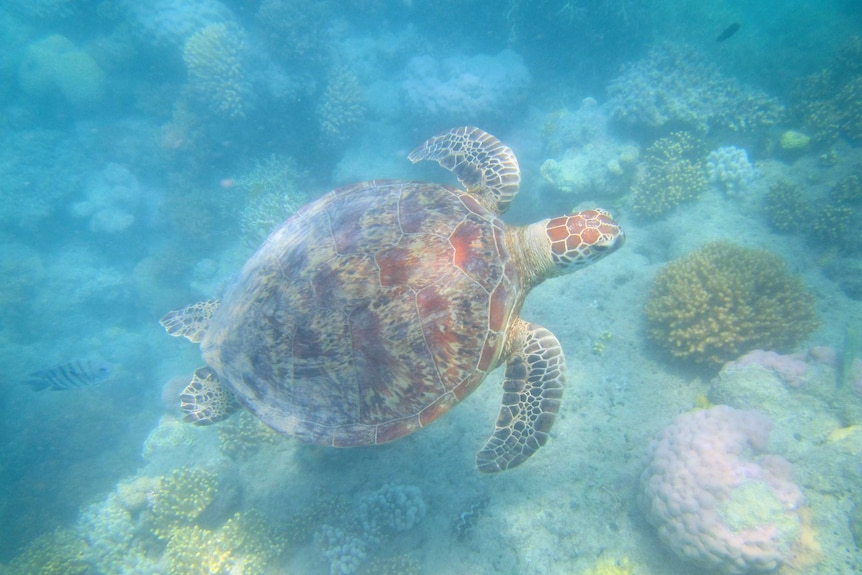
top-left (183, 23), bottom-right (251, 119)
top-left (705, 146), bottom-right (756, 197)
top-left (644, 242), bottom-right (819, 367)
top-left (165, 510), bottom-right (284, 575)
top-left (764, 180), bottom-right (808, 233)
top-left (606, 43), bottom-right (784, 134)
top-left (629, 131), bottom-right (707, 217)
top-left (639, 406), bottom-right (805, 574)
top-left (317, 65), bottom-right (367, 147)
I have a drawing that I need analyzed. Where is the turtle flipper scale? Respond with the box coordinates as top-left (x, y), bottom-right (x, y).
top-left (180, 366), bottom-right (241, 425)
top-left (476, 321), bottom-right (564, 473)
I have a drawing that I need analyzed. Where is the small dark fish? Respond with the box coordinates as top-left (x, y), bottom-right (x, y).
top-left (716, 22), bottom-right (741, 42)
top-left (24, 359), bottom-right (113, 391)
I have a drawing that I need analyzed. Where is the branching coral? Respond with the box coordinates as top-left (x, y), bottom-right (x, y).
top-left (183, 23), bottom-right (251, 119)
top-left (150, 466), bottom-right (219, 538)
top-left (217, 409), bottom-right (280, 458)
top-left (1, 527), bottom-right (87, 575)
top-left (606, 43), bottom-right (784, 134)
top-left (165, 510), bottom-right (284, 575)
top-left (317, 65), bottom-right (366, 147)
top-left (644, 242), bottom-right (819, 367)
top-left (235, 154), bottom-right (309, 249)
top-left (793, 36), bottom-right (862, 144)
top-left (629, 132), bottom-right (707, 217)
top-left (764, 180), bottom-right (808, 233)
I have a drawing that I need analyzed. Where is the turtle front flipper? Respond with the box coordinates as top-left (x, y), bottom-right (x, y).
top-left (476, 321), bottom-right (564, 473)
top-left (180, 367), bottom-right (240, 425)
top-left (160, 300), bottom-right (220, 343)
top-left (407, 126), bottom-right (520, 216)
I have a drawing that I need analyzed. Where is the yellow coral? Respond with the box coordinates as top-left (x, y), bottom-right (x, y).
top-left (165, 510), bottom-right (284, 575)
top-left (2, 527), bottom-right (87, 575)
top-left (183, 23), bottom-right (249, 119)
top-left (644, 242), bottom-right (819, 367)
top-left (581, 556), bottom-right (634, 575)
top-left (630, 132), bottom-right (706, 217)
top-left (150, 466), bottom-right (219, 538)
top-left (779, 130), bottom-right (811, 150)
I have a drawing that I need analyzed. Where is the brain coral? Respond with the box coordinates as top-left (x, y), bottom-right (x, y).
top-left (644, 242), bottom-right (819, 367)
top-left (639, 405), bottom-right (805, 574)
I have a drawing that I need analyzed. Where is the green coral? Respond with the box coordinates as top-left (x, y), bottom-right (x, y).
top-left (183, 23), bottom-right (250, 119)
top-left (765, 180), bottom-right (808, 232)
top-left (18, 34), bottom-right (106, 108)
top-left (165, 510), bottom-right (284, 575)
top-left (1, 527), bottom-right (87, 575)
top-left (644, 242), bottom-right (819, 367)
top-left (150, 466), bottom-right (219, 538)
top-left (630, 131), bottom-right (707, 217)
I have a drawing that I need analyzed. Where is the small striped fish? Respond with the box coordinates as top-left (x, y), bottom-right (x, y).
top-left (24, 359), bottom-right (114, 391)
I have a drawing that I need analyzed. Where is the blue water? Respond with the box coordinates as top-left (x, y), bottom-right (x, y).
top-left (1, 1), bottom-right (861, 573)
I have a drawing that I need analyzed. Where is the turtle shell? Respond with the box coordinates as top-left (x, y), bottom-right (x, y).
top-left (201, 180), bottom-right (522, 447)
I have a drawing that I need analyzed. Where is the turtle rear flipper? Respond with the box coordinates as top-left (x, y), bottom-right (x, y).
top-left (160, 300), bottom-right (220, 343)
top-left (180, 367), bottom-right (240, 425)
top-left (476, 321), bottom-right (564, 473)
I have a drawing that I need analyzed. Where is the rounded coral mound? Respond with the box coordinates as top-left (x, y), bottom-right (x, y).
top-left (639, 406), bottom-right (805, 574)
top-left (644, 242), bottom-right (819, 367)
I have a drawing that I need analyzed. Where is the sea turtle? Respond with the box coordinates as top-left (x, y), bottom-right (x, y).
top-left (161, 126), bottom-right (624, 472)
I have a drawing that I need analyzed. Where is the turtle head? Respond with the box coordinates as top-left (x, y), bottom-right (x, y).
top-left (544, 209), bottom-right (624, 275)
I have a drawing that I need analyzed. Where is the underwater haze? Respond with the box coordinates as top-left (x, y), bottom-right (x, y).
top-left (1, 0), bottom-right (861, 573)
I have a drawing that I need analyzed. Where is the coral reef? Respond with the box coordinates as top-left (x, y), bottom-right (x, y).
top-left (792, 36), bottom-right (862, 144)
top-left (581, 556), bottom-right (633, 575)
top-left (183, 23), bottom-right (251, 119)
top-left (256, 0), bottom-right (330, 65)
top-left (18, 34), bottom-right (106, 108)
top-left (0, 527), bottom-right (87, 575)
top-left (165, 510), bottom-right (284, 575)
top-left (779, 130), bottom-right (811, 150)
top-left (639, 405), bottom-right (805, 574)
top-left (644, 242), bottom-right (819, 367)
top-left (314, 524), bottom-right (367, 575)
top-left (764, 180), bottom-right (807, 233)
top-left (629, 131), bottom-right (707, 217)
top-left (70, 163), bottom-right (142, 233)
top-left (150, 465), bottom-right (219, 538)
top-left (606, 43), bottom-right (784, 134)
top-left (705, 146), bottom-right (756, 197)
top-left (234, 154), bottom-right (309, 249)
top-left (217, 410), bottom-right (280, 459)
top-left (401, 49), bottom-right (530, 123)
top-left (124, 0), bottom-right (235, 50)
top-left (540, 99), bottom-right (639, 199)
top-left (317, 65), bottom-right (367, 147)
top-left (358, 483), bottom-right (427, 535)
